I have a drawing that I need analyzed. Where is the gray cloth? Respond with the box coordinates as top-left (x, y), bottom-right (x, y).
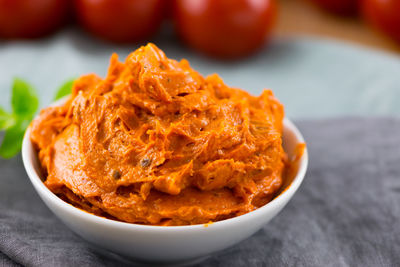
top-left (0, 118), bottom-right (399, 267)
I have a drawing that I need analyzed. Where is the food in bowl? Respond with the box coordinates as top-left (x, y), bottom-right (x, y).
top-left (30, 43), bottom-right (294, 226)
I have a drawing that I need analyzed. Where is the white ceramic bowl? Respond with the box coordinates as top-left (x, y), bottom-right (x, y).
top-left (22, 114), bottom-right (308, 264)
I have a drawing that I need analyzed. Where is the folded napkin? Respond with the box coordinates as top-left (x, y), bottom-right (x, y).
top-left (1, 118), bottom-right (399, 266)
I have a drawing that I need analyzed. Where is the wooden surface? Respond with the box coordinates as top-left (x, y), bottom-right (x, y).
top-left (276, 0), bottom-right (400, 53)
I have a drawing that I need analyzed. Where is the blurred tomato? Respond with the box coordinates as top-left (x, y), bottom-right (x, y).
top-left (308, 0), bottom-right (358, 16)
top-left (74, 0), bottom-right (165, 43)
top-left (173, 0), bottom-right (277, 59)
top-left (362, 0), bottom-right (400, 44)
top-left (0, 0), bottom-right (69, 39)
top-left (164, 0), bottom-right (175, 20)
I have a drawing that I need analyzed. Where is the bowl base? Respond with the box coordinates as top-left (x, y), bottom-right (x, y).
top-left (90, 244), bottom-right (211, 266)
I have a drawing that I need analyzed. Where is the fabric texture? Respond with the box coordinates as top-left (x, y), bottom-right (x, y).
top-left (0, 118), bottom-right (399, 267)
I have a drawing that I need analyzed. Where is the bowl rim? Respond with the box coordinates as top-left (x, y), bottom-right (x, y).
top-left (22, 109), bottom-right (308, 232)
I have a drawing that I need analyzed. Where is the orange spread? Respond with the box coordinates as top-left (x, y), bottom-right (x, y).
top-left (30, 44), bottom-right (287, 226)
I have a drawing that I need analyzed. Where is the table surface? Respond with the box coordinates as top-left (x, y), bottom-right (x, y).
top-left (2, 118), bottom-right (400, 266)
top-left (277, 0), bottom-right (400, 54)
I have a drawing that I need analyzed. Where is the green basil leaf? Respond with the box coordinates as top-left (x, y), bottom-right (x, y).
top-left (0, 119), bottom-right (29, 159)
top-left (11, 78), bottom-right (39, 119)
top-left (0, 107), bottom-right (16, 130)
top-left (54, 79), bottom-right (75, 100)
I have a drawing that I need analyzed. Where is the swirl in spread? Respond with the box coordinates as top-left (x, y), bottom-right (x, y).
top-left (30, 44), bottom-right (287, 226)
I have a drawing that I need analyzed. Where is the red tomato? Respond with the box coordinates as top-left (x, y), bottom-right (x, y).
top-left (74, 0), bottom-right (165, 43)
top-left (0, 0), bottom-right (69, 39)
top-left (362, 0), bottom-right (400, 44)
top-left (173, 0), bottom-right (278, 59)
top-left (308, 0), bottom-right (358, 16)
